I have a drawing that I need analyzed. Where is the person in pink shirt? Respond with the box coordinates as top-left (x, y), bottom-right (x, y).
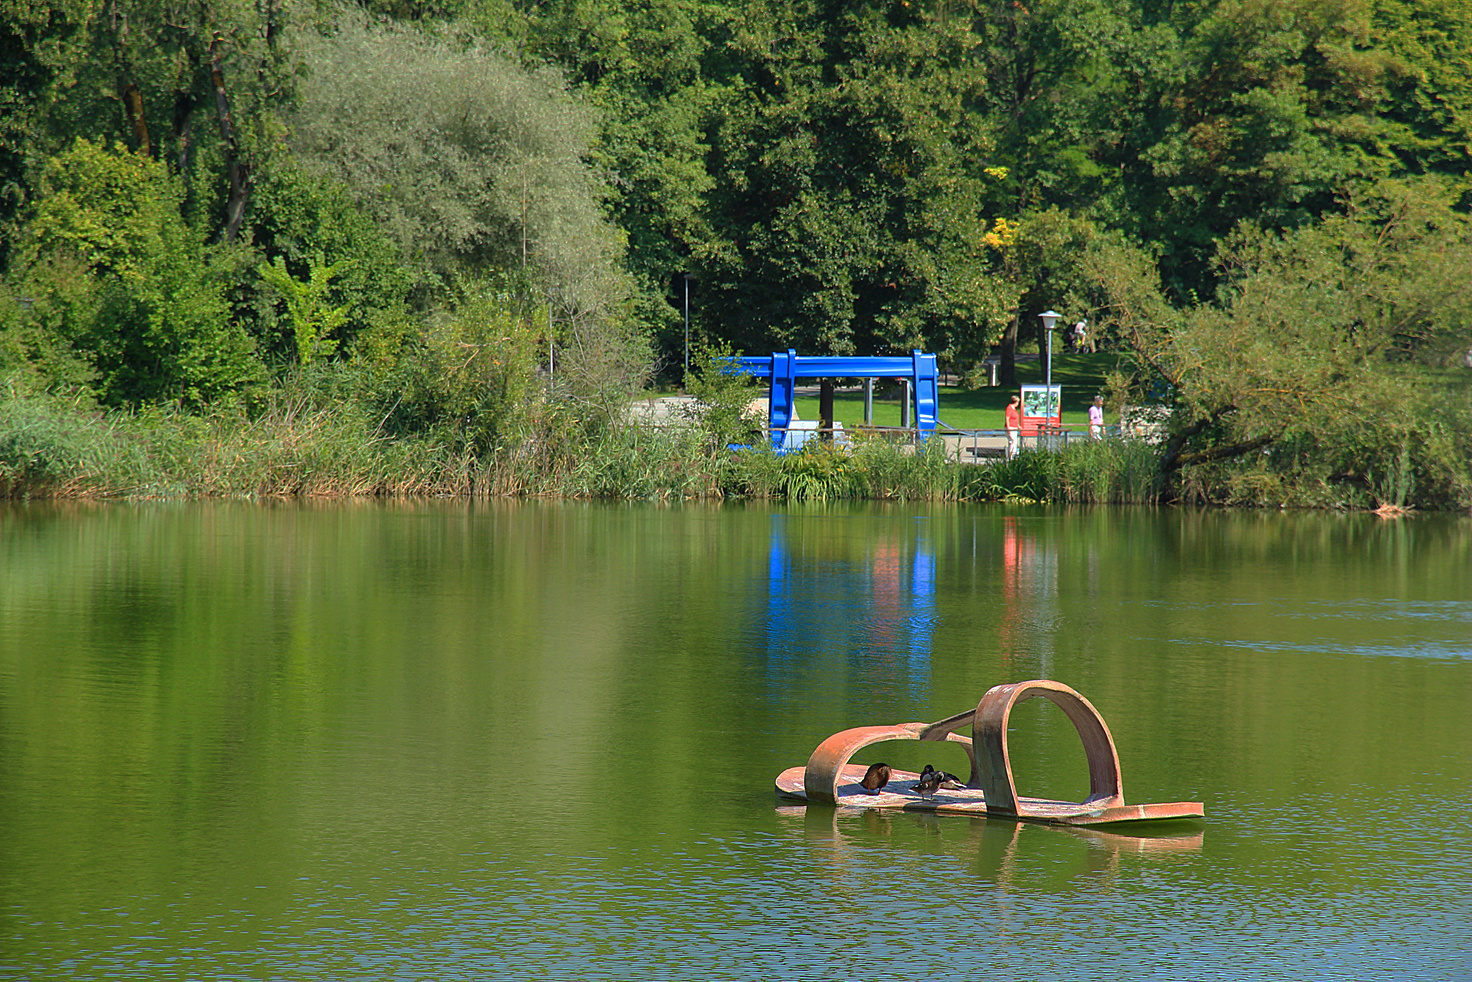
top-left (1089, 395), bottom-right (1105, 440)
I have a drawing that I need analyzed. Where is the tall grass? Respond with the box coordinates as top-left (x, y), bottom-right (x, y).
top-left (135, 394), bottom-right (467, 497)
top-left (849, 435), bottom-right (960, 501)
top-left (0, 382), bottom-right (473, 499)
top-left (0, 392), bottom-right (157, 497)
top-left (973, 439), bottom-right (1164, 504)
top-left (17, 378), bottom-right (1464, 510)
top-left (0, 389), bottom-right (1179, 505)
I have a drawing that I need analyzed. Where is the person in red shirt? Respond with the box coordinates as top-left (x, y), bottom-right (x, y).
top-left (1004, 394), bottom-right (1021, 458)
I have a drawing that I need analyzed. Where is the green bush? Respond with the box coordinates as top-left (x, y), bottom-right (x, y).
top-left (684, 344), bottom-right (764, 451)
top-left (12, 139), bottom-right (263, 407)
top-left (248, 164), bottom-right (416, 365)
top-left (370, 283), bottom-right (545, 458)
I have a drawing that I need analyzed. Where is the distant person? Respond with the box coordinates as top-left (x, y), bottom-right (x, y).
top-left (1004, 394), bottom-right (1021, 458)
top-left (1072, 320), bottom-right (1088, 354)
top-left (1089, 395), bottom-right (1105, 440)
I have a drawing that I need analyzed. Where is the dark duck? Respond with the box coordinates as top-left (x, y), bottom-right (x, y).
top-left (912, 764), bottom-right (944, 800)
top-left (860, 762), bottom-right (892, 794)
top-left (937, 769), bottom-right (965, 790)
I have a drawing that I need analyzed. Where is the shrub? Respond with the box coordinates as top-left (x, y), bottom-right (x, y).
top-left (684, 343), bottom-right (763, 451)
top-left (12, 139), bottom-right (262, 406)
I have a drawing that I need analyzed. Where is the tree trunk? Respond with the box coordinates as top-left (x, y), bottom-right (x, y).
top-left (210, 41), bottom-right (250, 243)
top-left (819, 379), bottom-right (835, 441)
top-left (172, 86), bottom-right (196, 175)
top-left (109, 2), bottom-right (151, 156)
top-left (172, 39), bottom-right (203, 176)
top-left (1000, 311), bottom-right (1019, 388)
top-left (1166, 430), bottom-right (1280, 472)
top-left (121, 82), bottom-right (151, 156)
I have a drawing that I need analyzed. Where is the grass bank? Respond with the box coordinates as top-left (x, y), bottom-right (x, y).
top-left (4, 358), bottom-right (1468, 511)
top-left (0, 382), bottom-right (1182, 507)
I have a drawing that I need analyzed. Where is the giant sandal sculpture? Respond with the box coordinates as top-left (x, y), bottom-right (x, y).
top-left (774, 679), bottom-right (1203, 826)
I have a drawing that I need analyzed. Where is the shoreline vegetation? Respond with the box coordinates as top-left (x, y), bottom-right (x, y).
top-left (2, 351), bottom-right (1464, 511)
top-left (0, 381), bottom-right (1168, 506)
top-left (4, 3), bottom-right (1472, 511)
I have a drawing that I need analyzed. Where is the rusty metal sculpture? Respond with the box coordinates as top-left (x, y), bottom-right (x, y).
top-left (774, 679), bottom-right (1203, 826)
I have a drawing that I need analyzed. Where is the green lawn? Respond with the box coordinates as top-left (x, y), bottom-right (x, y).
top-left (789, 353), bottom-right (1126, 430)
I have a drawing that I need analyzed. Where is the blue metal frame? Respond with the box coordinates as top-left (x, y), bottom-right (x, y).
top-left (734, 350), bottom-right (939, 449)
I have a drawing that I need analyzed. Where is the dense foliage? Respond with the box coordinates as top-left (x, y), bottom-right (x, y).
top-left (1, 0), bottom-right (1469, 507)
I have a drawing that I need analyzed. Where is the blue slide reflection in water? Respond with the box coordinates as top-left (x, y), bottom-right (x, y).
top-left (762, 515), bottom-right (934, 697)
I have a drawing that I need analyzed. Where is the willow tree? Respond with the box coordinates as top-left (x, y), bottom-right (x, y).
top-left (286, 7), bottom-right (644, 429)
top-left (289, 11), bottom-right (626, 313)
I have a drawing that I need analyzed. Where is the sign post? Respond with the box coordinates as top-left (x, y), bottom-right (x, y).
top-left (1019, 384), bottom-right (1062, 448)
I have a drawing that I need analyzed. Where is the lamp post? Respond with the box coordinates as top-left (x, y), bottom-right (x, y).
top-left (682, 272), bottom-right (695, 389)
top-left (1039, 309), bottom-right (1060, 424)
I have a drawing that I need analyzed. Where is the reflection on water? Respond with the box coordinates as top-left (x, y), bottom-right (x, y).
top-left (764, 514), bottom-right (935, 697)
top-left (999, 514), bottom-right (1060, 678)
top-left (777, 803), bottom-right (1204, 893)
top-left (1, 502), bottom-right (1470, 980)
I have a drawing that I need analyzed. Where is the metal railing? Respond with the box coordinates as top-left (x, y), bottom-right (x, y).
top-left (711, 420), bottom-right (1132, 459)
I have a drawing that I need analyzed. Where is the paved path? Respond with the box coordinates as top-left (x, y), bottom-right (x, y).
top-left (627, 395), bottom-right (698, 423)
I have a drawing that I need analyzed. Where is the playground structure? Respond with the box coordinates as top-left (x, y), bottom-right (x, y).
top-left (734, 350), bottom-right (938, 451)
top-left (724, 348), bottom-right (1127, 458)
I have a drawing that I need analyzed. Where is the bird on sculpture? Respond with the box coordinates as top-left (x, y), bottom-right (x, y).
top-left (937, 770), bottom-right (966, 790)
top-left (912, 764), bottom-right (943, 800)
top-left (860, 762), bottom-right (892, 795)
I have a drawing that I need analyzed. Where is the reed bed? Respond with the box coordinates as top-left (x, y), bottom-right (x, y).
top-left (0, 389), bottom-right (1172, 505)
top-left (20, 384), bottom-right (1452, 509)
top-left (968, 438), bottom-right (1165, 504)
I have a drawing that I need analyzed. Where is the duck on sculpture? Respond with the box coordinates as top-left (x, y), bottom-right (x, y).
top-left (911, 765), bottom-right (943, 800)
top-left (860, 762), bottom-right (891, 795)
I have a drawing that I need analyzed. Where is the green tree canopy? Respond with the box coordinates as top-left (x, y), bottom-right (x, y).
top-left (700, 0), bottom-right (1007, 366)
top-left (9, 138), bottom-right (260, 405)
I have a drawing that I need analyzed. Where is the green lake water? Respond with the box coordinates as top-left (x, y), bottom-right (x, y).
top-left (1, 501), bottom-right (1469, 980)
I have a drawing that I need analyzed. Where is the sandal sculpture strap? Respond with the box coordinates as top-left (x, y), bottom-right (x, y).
top-left (802, 722), bottom-right (977, 804)
top-left (972, 679), bottom-right (1124, 817)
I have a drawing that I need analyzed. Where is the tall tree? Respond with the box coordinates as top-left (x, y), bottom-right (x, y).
top-left (700, 0), bottom-right (1007, 369)
top-left (285, 7), bottom-right (648, 424)
top-left (1118, 0), bottom-right (1404, 297)
top-left (287, 9), bottom-right (626, 321)
top-left (0, 0), bottom-right (294, 246)
top-left (1370, 0), bottom-right (1472, 179)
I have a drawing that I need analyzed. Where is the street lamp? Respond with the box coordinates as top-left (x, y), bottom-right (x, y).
top-left (1039, 309), bottom-right (1060, 423)
top-left (682, 273), bottom-right (695, 389)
